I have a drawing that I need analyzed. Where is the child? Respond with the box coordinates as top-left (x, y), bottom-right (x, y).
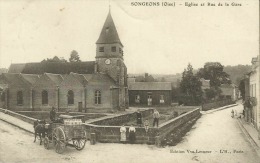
top-left (144, 119), bottom-right (149, 133)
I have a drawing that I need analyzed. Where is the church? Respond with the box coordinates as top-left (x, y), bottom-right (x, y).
top-left (0, 10), bottom-right (128, 113)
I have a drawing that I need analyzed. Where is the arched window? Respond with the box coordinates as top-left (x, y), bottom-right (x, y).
top-left (42, 90), bottom-right (48, 105)
top-left (95, 90), bottom-right (101, 104)
top-left (67, 90), bottom-right (74, 105)
top-left (17, 91), bottom-right (23, 105)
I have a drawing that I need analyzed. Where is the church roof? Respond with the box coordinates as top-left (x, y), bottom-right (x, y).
top-left (20, 74), bottom-right (39, 85)
top-left (96, 11), bottom-right (123, 46)
top-left (45, 73), bottom-right (64, 85)
top-left (8, 61), bottom-right (95, 74)
top-left (83, 73), bottom-right (116, 85)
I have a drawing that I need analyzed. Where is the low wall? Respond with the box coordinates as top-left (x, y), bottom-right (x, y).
top-left (0, 108), bottom-right (38, 124)
top-left (202, 99), bottom-right (235, 111)
top-left (16, 111), bottom-right (106, 123)
top-left (90, 109), bottom-right (153, 126)
top-left (85, 108), bottom-right (201, 144)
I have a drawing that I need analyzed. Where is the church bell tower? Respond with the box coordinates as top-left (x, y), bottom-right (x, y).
top-left (95, 10), bottom-right (128, 109)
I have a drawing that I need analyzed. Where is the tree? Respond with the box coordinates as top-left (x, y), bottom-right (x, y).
top-left (180, 63), bottom-right (203, 105)
top-left (41, 56), bottom-right (67, 63)
top-left (239, 79), bottom-right (246, 100)
top-left (69, 50), bottom-right (81, 62)
top-left (197, 62), bottom-right (231, 88)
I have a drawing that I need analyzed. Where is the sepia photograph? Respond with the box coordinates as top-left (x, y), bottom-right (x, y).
top-left (0, 0), bottom-right (259, 162)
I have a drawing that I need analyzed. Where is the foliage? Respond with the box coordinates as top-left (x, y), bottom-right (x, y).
top-left (239, 79), bottom-right (246, 100)
top-left (41, 56), bottom-right (67, 63)
top-left (244, 97), bottom-right (257, 108)
top-left (179, 63), bottom-right (203, 105)
top-left (224, 65), bottom-right (251, 86)
top-left (69, 50), bottom-right (81, 62)
top-left (197, 62), bottom-right (231, 88)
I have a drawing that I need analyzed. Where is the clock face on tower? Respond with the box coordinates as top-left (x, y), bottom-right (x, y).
top-left (105, 59), bottom-right (111, 65)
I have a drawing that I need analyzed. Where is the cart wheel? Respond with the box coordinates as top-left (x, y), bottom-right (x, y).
top-left (73, 139), bottom-right (87, 151)
top-left (53, 127), bottom-right (66, 154)
top-left (55, 141), bottom-right (66, 154)
top-left (43, 137), bottom-right (50, 149)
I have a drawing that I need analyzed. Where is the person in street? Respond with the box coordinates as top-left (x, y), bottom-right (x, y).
top-left (144, 119), bottom-right (149, 133)
top-left (136, 110), bottom-right (142, 127)
top-left (120, 125), bottom-right (127, 143)
top-left (231, 109), bottom-right (234, 118)
top-left (153, 109), bottom-right (160, 127)
top-left (50, 107), bottom-right (56, 122)
top-left (128, 124), bottom-right (136, 144)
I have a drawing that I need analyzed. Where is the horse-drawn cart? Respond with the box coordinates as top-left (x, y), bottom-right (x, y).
top-left (43, 115), bottom-right (87, 154)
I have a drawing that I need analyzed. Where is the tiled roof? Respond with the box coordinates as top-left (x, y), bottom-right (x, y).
top-left (45, 73), bottom-right (64, 85)
top-left (96, 12), bottom-right (123, 46)
top-left (8, 64), bottom-right (26, 73)
top-left (128, 82), bottom-right (172, 91)
top-left (83, 73), bottom-right (116, 85)
top-left (1, 73), bottom-right (37, 86)
top-left (20, 74), bottom-right (39, 85)
top-left (8, 61), bottom-right (95, 74)
top-left (70, 73), bottom-right (88, 86)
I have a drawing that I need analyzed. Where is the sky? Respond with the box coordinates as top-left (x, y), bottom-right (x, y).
top-left (0, 0), bottom-right (259, 74)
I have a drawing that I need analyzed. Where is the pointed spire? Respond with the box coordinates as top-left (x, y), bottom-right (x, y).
top-left (96, 11), bottom-right (123, 46)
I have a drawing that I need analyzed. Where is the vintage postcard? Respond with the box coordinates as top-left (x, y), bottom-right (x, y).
top-left (0, 0), bottom-right (259, 163)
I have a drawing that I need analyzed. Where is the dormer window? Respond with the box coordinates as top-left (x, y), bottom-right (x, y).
top-left (111, 46), bottom-right (116, 52)
top-left (99, 47), bottom-right (104, 52)
top-left (106, 27), bottom-right (109, 33)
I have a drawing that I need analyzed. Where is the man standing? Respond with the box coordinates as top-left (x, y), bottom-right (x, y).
top-left (153, 109), bottom-right (160, 127)
top-left (136, 110), bottom-right (142, 127)
top-left (50, 107), bottom-right (56, 122)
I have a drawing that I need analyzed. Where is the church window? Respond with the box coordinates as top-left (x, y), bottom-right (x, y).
top-left (67, 90), bottom-right (74, 105)
top-left (42, 90), bottom-right (48, 105)
top-left (119, 48), bottom-right (122, 53)
top-left (99, 47), bottom-right (104, 52)
top-left (111, 46), bottom-right (116, 52)
top-left (95, 90), bottom-right (101, 104)
top-left (17, 91), bottom-right (23, 105)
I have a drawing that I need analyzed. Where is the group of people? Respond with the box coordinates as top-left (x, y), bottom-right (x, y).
top-left (120, 124), bottom-right (136, 144)
top-left (136, 109), bottom-right (160, 128)
top-left (119, 109), bottom-right (161, 144)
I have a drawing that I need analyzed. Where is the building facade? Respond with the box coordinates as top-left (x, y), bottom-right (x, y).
top-left (0, 11), bottom-right (128, 112)
top-left (243, 56), bottom-right (260, 131)
top-left (128, 82), bottom-right (172, 106)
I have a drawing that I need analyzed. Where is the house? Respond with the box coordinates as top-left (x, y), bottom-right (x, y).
top-left (220, 83), bottom-right (238, 101)
top-left (0, 10), bottom-right (128, 112)
top-left (128, 82), bottom-right (172, 106)
top-left (244, 56), bottom-right (260, 128)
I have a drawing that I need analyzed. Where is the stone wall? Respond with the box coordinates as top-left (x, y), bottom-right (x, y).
top-left (202, 99), bottom-right (235, 111)
top-left (0, 108), bottom-right (37, 124)
top-left (85, 108), bottom-right (201, 144)
top-left (16, 111), bottom-right (106, 123)
top-left (90, 109), bottom-right (153, 126)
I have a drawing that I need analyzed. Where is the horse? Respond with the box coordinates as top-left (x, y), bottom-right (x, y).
top-left (33, 120), bottom-right (46, 145)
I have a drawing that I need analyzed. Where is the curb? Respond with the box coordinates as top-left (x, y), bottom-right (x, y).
top-left (0, 118), bottom-right (34, 135)
top-left (236, 118), bottom-right (260, 158)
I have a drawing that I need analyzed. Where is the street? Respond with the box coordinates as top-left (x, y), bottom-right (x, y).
top-left (0, 104), bottom-right (259, 163)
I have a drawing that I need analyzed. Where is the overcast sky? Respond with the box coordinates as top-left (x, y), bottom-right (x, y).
top-left (0, 0), bottom-right (259, 74)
